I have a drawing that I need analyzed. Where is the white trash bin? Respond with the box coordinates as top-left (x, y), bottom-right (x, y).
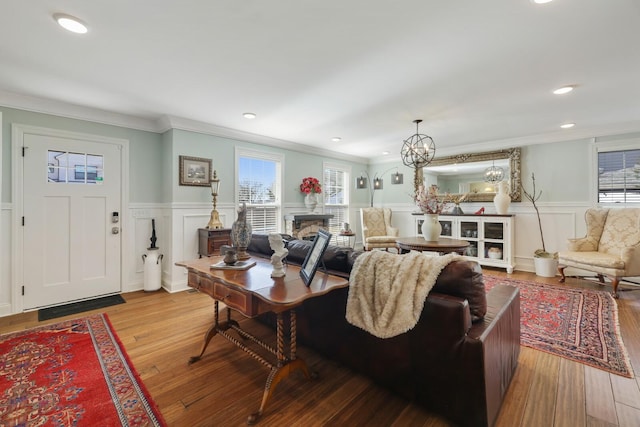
top-left (142, 247), bottom-right (163, 291)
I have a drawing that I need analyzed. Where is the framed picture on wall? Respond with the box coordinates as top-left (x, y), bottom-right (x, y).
top-left (179, 155), bottom-right (212, 187)
top-left (300, 229), bottom-right (332, 286)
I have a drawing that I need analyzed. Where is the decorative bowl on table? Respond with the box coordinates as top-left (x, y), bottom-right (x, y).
top-left (487, 247), bottom-right (502, 259)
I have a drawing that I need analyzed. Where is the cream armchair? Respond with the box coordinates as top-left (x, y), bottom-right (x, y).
top-left (558, 208), bottom-right (640, 297)
top-left (359, 207), bottom-right (399, 251)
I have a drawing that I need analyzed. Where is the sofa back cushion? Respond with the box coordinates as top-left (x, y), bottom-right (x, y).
top-left (431, 259), bottom-right (487, 322)
top-left (599, 208), bottom-right (640, 255)
top-left (286, 239), bottom-right (354, 274)
top-left (247, 233), bottom-right (294, 257)
top-left (361, 207), bottom-right (390, 237)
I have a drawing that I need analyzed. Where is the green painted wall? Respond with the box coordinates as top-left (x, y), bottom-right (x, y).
top-left (2, 105), bottom-right (635, 208)
top-left (169, 129), bottom-right (370, 206)
top-left (1, 107), bottom-right (163, 203)
top-left (521, 139), bottom-right (591, 202)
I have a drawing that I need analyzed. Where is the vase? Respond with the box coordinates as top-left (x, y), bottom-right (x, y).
top-left (422, 214), bottom-right (442, 241)
top-left (304, 193), bottom-right (318, 213)
top-left (534, 256), bottom-right (559, 277)
top-left (231, 203), bottom-right (252, 260)
top-left (494, 181), bottom-right (511, 215)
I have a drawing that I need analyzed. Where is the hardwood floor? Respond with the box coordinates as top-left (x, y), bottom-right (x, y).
top-left (1, 269), bottom-right (639, 426)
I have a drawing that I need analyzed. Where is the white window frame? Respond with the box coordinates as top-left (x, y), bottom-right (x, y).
top-left (592, 137), bottom-right (640, 206)
top-left (323, 161), bottom-right (351, 243)
top-left (235, 147), bottom-right (284, 233)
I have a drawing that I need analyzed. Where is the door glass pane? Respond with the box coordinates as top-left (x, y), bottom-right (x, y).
top-left (484, 222), bottom-right (504, 239)
top-left (461, 221), bottom-right (478, 238)
top-left (485, 242), bottom-right (504, 259)
top-left (48, 150), bottom-right (66, 166)
top-left (87, 154), bottom-right (104, 184)
top-left (45, 151), bottom-right (104, 185)
top-left (48, 150), bottom-right (66, 182)
top-left (464, 241), bottom-right (478, 257)
top-left (439, 220), bottom-right (452, 236)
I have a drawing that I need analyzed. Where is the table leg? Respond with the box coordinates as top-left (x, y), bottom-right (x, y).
top-left (247, 310), bottom-right (312, 425)
top-left (189, 300), bottom-right (221, 364)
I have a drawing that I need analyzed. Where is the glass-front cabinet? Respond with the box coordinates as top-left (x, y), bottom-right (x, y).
top-left (415, 214), bottom-right (515, 273)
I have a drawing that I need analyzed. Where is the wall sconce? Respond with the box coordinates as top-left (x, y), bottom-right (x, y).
top-left (356, 167), bottom-right (405, 206)
top-left (207, 170), bottom-right (224, 229)
top-left (392, 172), bottom-right (403, 184)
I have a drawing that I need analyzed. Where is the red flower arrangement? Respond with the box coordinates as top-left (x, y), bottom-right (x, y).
top-left (299, 176), bottom-right (322, 194)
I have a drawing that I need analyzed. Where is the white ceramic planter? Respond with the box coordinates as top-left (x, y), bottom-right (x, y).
top-left (534, 257), bottom-right (559, 277)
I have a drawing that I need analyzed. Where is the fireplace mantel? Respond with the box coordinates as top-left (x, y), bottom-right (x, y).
top-left (284, 213), bottom-right (334, 240)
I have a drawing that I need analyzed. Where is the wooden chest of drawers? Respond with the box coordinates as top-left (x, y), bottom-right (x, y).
top-left (198, 228), bottom-right (232, 258)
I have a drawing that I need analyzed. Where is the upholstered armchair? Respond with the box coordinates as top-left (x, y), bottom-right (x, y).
top-left (359, 207), bottom-right (399, 251)
top-left (558, 208), bottom-right (640, 297)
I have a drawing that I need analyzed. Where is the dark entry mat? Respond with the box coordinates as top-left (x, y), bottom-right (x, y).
top-left (38, 294), bottom-right (126, 321)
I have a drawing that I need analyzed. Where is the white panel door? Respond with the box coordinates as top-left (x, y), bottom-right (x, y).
top-left (22, 133), bottom-right (122, 309)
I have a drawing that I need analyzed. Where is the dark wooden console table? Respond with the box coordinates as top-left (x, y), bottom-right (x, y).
top-left (175, 256), bottom-right (349, 424)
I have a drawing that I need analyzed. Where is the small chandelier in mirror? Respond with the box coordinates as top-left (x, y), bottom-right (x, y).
top-left (400, 119), bottom-right (436, 168)
top-left (484, 161), bottom-right (505, 184)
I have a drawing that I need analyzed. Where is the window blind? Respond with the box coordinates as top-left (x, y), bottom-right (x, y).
top-left (598, 149), bottom-right (640, 204)
top-left (323, 166), bottom-right (350, 244)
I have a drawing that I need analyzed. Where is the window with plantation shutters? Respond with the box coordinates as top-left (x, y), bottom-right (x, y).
top-left (236, 149), bottom-right (283, 233)
top-left (598, 148), bottom-right (640, 204)
top-left (323, 163), bottom-right (351, 244)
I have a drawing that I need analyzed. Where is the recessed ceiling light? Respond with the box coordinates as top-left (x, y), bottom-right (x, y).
top-left (553, 85), bottom-right (574, 95)
top-left (53, 13), bottom-right (88, 34)
top-left (382, 151), bottom-right (390, 155)
top-left (331, 137), bottom-right (341, 142)
top-left (560, 123), bottom-right (575, 129)
top-left (243, 112), bottom-right (256, 119)
top-left (532, 0), bottom-right (553, 4)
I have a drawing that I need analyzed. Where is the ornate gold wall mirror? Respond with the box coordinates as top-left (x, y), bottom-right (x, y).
top-left (415, 148), bottom-right (521, 203)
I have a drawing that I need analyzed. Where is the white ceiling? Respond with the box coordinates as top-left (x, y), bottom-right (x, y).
top-left (1, 0), bottom-right (639, 163)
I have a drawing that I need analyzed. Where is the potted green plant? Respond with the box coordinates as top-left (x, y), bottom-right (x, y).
top-left (521, 173), bottom-right (558, 277)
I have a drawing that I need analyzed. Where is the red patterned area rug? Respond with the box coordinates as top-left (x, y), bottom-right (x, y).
top-left (485, 276), bottom-right (634, 378)
top-left (0, 313), bottom-right (166, 426)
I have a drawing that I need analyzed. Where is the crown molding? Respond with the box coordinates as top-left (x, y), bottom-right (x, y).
top-left (4, 89), bottom-right (639, 167)
top-left (370, 121), bottom-right (640, 166)
top-left (159, 115), bottom-right (369, 164)
top-left (0, 90), bottom-right (369, 164)
top-left (0, 90), bottom-right (160, 133)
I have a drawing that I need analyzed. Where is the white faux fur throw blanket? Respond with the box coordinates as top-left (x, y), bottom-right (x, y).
top-left (346, 251), bottom-right (459, 339)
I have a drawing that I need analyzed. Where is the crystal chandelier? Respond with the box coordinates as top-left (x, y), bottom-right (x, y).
top-left (484, 161), bottom-right (505, 184)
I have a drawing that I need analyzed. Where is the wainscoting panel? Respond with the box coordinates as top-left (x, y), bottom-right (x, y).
top-left (126, 205), bottom-right (168, 293)
top-left (0, 204), bottom-right (12, 316)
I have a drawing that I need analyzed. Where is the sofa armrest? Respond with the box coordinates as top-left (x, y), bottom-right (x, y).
top-left (412, 284), bottom-right (520, 427)
top-left (386, 226), bottom-right (399, 237)
top-left (421, 293), bottom-right (472, 338)
top-left (621, 243), bottom-right (640, 276)
top-left (567, 236), bottom-right (598, 251)
top-left (469, 284), bottom-right (520, 427)
top-left (362, 226), bottom-right (371, 239)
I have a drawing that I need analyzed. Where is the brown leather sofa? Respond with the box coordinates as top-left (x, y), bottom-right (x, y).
top-left (248, 235), bottom-right (520, 426)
